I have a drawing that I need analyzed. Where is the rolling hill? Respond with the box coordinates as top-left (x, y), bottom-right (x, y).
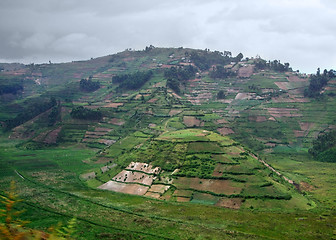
top-left (0, 47), bottom-right (335, 239)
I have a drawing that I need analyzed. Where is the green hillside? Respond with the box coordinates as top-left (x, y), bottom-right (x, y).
top-left (0, 47), bottom-right (335, 239)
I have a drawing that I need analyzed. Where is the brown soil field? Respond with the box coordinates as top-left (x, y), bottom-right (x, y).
top-left (144, 192), bottom-right (161, 199)
top-left (176, 197), bottom-right (190, 202)
top-left (169, 109), bottom-right (183, 116)
top-left (112, 170), bottom-right (154, 186)
top-left (109, 118), bottom-right (125, 126)
top-left (174, 177), bottom-right (242, 195)
top-left (183, 116), bottom-right (201, 127)
top-left (238, 65), bottom-right (254, 78)
top-left (94, 127), bottom-right (112, 132)
top-left (215, 198), bottom-right (242, 209)
top-left (44, 127), bottom-right (62, 144)
top-left (217, 127), bottom-right (234, 136)
top-left (147, 98), bottom-right (158, 103)
top-left (103, 102), bottom-right (124, 108)
top-left (148, 184), bottom-right (170, 194)
top-left (216, 118), bottom-right (228, 124)
top-left (126, 162), bottom-right (161, 174)
top-left (267, 108), bottom-right (302, 118)
top-left (98, 181), bottom-right (149, 195)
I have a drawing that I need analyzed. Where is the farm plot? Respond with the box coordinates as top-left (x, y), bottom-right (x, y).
top-left (183, 116), bottom-right (202, 127)
top-left (267, 108), bottom-right (302, 118)
top-left (103, 102), bottom-right (124, 108)
top-left (125, 162), bottom-right (160, 174)
top-left (112, 170), bottom-right (155, 186)
top-left (98, 181), bottom-right (149, 195)
top-left (215, 198), bottom-right (243, 209)
top-left (148, 184), bottom-right (170, 194)
top-left (169, 109), bottom-right (183, 116)
top-left (173, 177), bottom-right (243, 195)
top-left (217, 127), bottom-right (234, 136)
top-left (238, 65), bottom-right (254, 78)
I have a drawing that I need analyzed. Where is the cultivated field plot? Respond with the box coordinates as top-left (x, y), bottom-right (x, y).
top-left (169, 109), bottom-right (183, 116)
top-left (103, 102), bottom-right (124, 108)
top-left (237, 65), bottom-right (254, 78)
top-left (217, 127), bottom-right (235, 136)
top-left (125, 162), bottom-right (160, 174)
top-left (215, 198), bottom-right (243, 209)
top-left (148, 184), bottom-right (170, 194)
top-left (98, 181), bottom-right (149, 195)
top-left (112, 170), bottom-right (155, 186)
top-left (267, 108), bottom-right (302, 118)
top-left (183, 116), bottom-right (202, 127)
top-left (173, 177), bottom-right (243, 195)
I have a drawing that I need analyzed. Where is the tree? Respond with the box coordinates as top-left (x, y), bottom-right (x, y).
top-left (217, 90), bottom-right (225, 99)
top-left (80, 79), bottom-right (100, 92)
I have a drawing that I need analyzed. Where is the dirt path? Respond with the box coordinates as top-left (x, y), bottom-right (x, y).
top-left (250, 153), bottom-right (294, 185)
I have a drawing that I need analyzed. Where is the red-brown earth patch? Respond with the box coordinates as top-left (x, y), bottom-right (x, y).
top-left (183, 116), bottom-right (201, 127)
top-left (217, 127), bottom-right (234, 136)
top-left (169, 109), bottom-right (183, 116)
top-left (238, 65), bottom-right (254, 78)
top-left (215, 198), bottom-right (243, 209)
top-left (103, 102), bottom-right (124, 108)
top-left (44, 127), bottom-right (62, 144)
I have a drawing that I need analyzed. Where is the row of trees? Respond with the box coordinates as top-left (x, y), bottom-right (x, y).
top-left (210, 65), bottom-right (236, 79)
top-left (304, 68), bottom-right (335, 98)
top-left (80, 77), bottom-right (100, 92)
top-left (254, 59), bottom-right (290, 72)
top-left (112, 70), bottom-right (153, 91)
top-left (3, 97), bottom-right (57, 131)
top-left (189, 51), bottom-right (235, 71)
top-left (165, 66), bottom-right (197, 94)
top-left (70, 106), bottom-right (102, 120)
top-left (309, 130), bottom-right (336, 162)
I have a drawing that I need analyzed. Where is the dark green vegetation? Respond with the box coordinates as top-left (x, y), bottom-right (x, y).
top-left (304, 68), bottom-right (336, 98)
top-left (80, 77), bottom-right (100, 92)
top-left (0, 47), bottom-right (335, 239)
top-left (309, 130), bottom-right (336, 162)
top-left (70, 106), bottom-right (102, 120)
